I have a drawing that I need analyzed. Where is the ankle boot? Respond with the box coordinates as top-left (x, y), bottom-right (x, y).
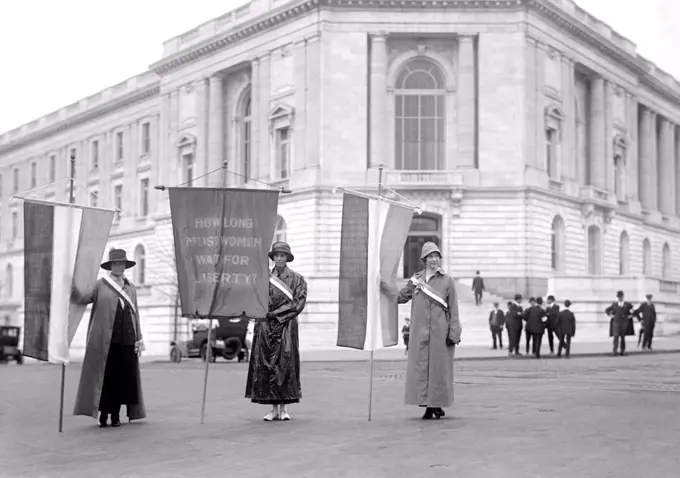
top-left (99, 413), bottom-right (108, 428)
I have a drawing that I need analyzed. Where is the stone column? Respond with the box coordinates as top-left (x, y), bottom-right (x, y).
top-left (250, 57), bottom-right (261, 181)
top-left (603, 81), bottom-right (614, 192)
top-left (524, 38), bottom-right (537, 170)
top-left (650, 112), bottom-right (659, 211)
top-left (194, 78), bottom-right (209, 186)
top-left (659, 118), bottom-right (675, 216)
top-left (626, 94), bottom-right (639, 201)
top-left (675, 125), bottom-right (680, 216)
top-left (457, 35), bottom-right (476, 168)
top-left (258, 54), bottom-right (272, 180)
top-left (639, 109), bottom-right (657, 211)
top-left (370, 32), bottom-right (388, 169)
top-left (208, 75), bottom-right (225, 187)
top-left (100, 132), bottom-right (111, 210)
top-left (305, 35), bottom-right (321, 170)
top-left (560, 56), bottom-right (575, 179)
top-left (293, 42), bottom-right (307, 172)
top-left (123, 123), bottom-right (137, 223)
top-left (534, 43), bottom-right (547, 171)
top-left (588, 75), bottom-right (606, 189)
top-left (156, 94), bottom-right (171, 215)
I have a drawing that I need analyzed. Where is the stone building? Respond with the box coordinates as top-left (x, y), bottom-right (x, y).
top-left (1, 0), bottom-right (680, 355)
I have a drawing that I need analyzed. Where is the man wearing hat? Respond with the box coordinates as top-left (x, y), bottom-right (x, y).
top-left (72, 249), bottom-right (147, 427)
top-left (545, 295), bottom-right (560, 355)
top-left (634, 294), bottom-right (657, 350)
top-left (245, 241), bottom-right (307, 421)
top-left (488, 302), bottom-right (505, 350)
top-left (555, 300), bottom-right (576, 358)
top-left (506, 294), bottom-right (524, 356)
top-left (605, 290), bottom-right (635, 356)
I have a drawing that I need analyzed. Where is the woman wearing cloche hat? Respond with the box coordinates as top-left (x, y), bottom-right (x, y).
top-left (381, 241), bottom-right (462, 420)
top-left (72, 248), bottom-right (147, 428)
top-left (245, 241), bottom-right (308, 421)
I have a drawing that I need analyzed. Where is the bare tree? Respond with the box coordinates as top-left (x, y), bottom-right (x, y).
top-left (149, 239), bottom-right (183, 342)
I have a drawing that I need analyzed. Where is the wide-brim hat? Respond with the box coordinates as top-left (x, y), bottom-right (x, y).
top-left (420, 241), bottom-right (441, 260)
top-left (268, 241), bottom-right (294, 263)
top-left (101, 248), bottom-right (136, 270)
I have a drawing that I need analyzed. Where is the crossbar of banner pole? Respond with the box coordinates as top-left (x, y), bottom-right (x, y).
top-left (12, 196), bottom-right (120, 213)
top-left (332, 186), bottom-right (422, 214)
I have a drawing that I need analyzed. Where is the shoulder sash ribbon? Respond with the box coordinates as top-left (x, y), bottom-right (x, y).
top-left (410, 275), bottom-right (448, 311)
top-left (269, 273), bottom-right (294, 302)
top-left (103, 275), bottom-right (138, 316)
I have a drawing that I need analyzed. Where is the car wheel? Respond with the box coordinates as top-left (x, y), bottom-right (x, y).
top-left (222, 338), bottom-right (242, 361)
top-left (170, 346), bottom-right (181, 363)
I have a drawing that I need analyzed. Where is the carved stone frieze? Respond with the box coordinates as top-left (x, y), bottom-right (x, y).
top-left (387, 37), bottom-right (456, 71)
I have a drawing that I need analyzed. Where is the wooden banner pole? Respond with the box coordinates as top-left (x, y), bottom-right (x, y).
top-left (200, 317), bottom-right (212, 424)
top-left (368, 164), bottom-right (385, 422)
top-left (58, 153), bottom-right (76, 433)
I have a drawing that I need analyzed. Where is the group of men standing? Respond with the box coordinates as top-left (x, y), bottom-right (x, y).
top-left (488, 295), bottom-right (576, 359)
top-left (606, 291), bottom-right (657, 356)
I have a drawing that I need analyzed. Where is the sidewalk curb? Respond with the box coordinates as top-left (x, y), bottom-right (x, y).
top-left (145, 348), bottom-right (680, 365)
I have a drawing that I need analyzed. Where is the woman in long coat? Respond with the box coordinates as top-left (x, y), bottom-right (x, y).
top-left (383, 242), bottom-right (462, 419)
top-left (245, 241), bottom-right (307, 421)
top-left (72, 249), bottom-right (146, 427)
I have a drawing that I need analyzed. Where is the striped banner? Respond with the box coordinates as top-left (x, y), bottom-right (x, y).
top-left (23, 201), bottom-right (114, 364)
top-left (337, 193), bottom-right (414, 350)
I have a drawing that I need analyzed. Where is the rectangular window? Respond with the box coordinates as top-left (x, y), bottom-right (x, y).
top-left (113, 185), bottom-right (123, 222)
top-left (116, 131), bottom-right (124, 161)
top-left (92, 140), bottom-right (99, 170)
top-left (49, 155), bottom-right (56, 182)
top-left (139, 178), bottom-right (149, 217)
top-left (141, 122), bottom-right (150, 155)
top-left (69, 148), bottom-right (76, 180)
top-left (30, 162), bottom-right (37, 188)
top-left (90, 191), bottom-right (98, 208)
top-left (242, 119), bottom-right (251, 181)
top-left (275, 127), bottom-right (290, 179)
top-left (12, 168), bottom-right (19, 194)
top-left (183, 153), bottom-right (194, 186)
top-left (12, 211), bottom-right (18, 241)
top-left (545, 128), bottom-right (558, 179)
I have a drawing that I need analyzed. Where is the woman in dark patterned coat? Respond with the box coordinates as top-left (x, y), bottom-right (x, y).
top-left (72, 248), bottom-right (146, 428)
top-left (245, 241), bottom-right (307, 421)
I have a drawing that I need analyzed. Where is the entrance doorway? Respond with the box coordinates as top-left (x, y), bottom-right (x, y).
top-left (403, 213), bottom-right (442, 278)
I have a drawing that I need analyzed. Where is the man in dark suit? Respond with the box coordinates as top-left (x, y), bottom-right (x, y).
top-left (524, 297), bottom-right (547, 358)
top-left (506, 294), bottom-right (524, 357)
top-left (634, 294), bottom-right (657, 350)
top-left (545, 295), bottom-right (560, 355)
top-left (489, 302), bottom-right (505, 349)
top-left (605, 290), bottom-right (634, 356)
top-left (556, 299), bottom-right (576, 358)
top-left (524, 297), bottom-right (536, 354)
top-left (472, 271), bottom-right (485, 306)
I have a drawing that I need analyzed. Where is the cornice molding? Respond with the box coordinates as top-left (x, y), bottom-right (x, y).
top-left (0, 83), bottom-right (160, 155)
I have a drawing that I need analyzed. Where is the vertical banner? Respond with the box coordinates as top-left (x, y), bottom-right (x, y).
top-left (168, 187), bottom-right (280, 319)
top-left (337, 193), bottom-right (413, 350)
top-left (23, 201), bottom-right (114, 363)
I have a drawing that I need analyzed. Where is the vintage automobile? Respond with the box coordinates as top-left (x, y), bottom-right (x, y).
top-left (0, 326), bottom-right (23, 364)
top-left (169, 316), bottom-right (252, 364)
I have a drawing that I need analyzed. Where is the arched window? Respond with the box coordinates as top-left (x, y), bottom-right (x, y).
top-left (134, 244), bottom-right (146, 285)
top-left (394, 58), bottom-right (446, 171)
top-left (240, 89), bottom-right (252, 181)
top-left (4, 263), bottom-right (13, 298)
top-left (662, 243), bottom-right (672, 279)
top-left (619, 231), bottom-right (630, 275)
top-left (587, 225), bottom-right (602, 275)
top-left (274, 215), bottom-right (287, 244)
top-left (643, 238), bottom-right (652, 276)
top-left (403, 213), bottom-right (442, 278)
top-left (551, 216), bottom-right (565, 272)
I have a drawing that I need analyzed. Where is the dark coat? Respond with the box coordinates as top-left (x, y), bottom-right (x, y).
top-left (524, 305), bottom-right (546, 334)
top-left (489, 309), bottom-right (505, 331)
top-left (506, 303), bottom-right (524, 331)
top-left (73, 277), bottom-right (146, 420)
top-left (605, 301), bottom-right (635, 337)
top-left (545, 304), bottom-right (560, 330)
top-left (556, 309), bottom-right (576, 337)
top-left (472, 277), bottom-right (485, 293)
top-left (634, 302), bottom-right (657, 330)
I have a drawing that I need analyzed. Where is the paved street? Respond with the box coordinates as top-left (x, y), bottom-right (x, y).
top-left (2, 353), bottom-right (680, 478)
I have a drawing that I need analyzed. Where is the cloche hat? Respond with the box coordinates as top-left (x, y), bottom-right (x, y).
top-left (101, 248), bottom-right (136, 270)
top-left (268, 241), bottom-right (294, 263)
top-left (420, 242), bottom-right (441, 260)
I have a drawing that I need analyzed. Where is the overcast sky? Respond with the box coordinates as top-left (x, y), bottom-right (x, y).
top-left (0, 0), bottom-right (677, 134)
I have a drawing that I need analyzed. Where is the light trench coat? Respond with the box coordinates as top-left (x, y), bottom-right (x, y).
top-left (398, 269), bottom-right (462, 408)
